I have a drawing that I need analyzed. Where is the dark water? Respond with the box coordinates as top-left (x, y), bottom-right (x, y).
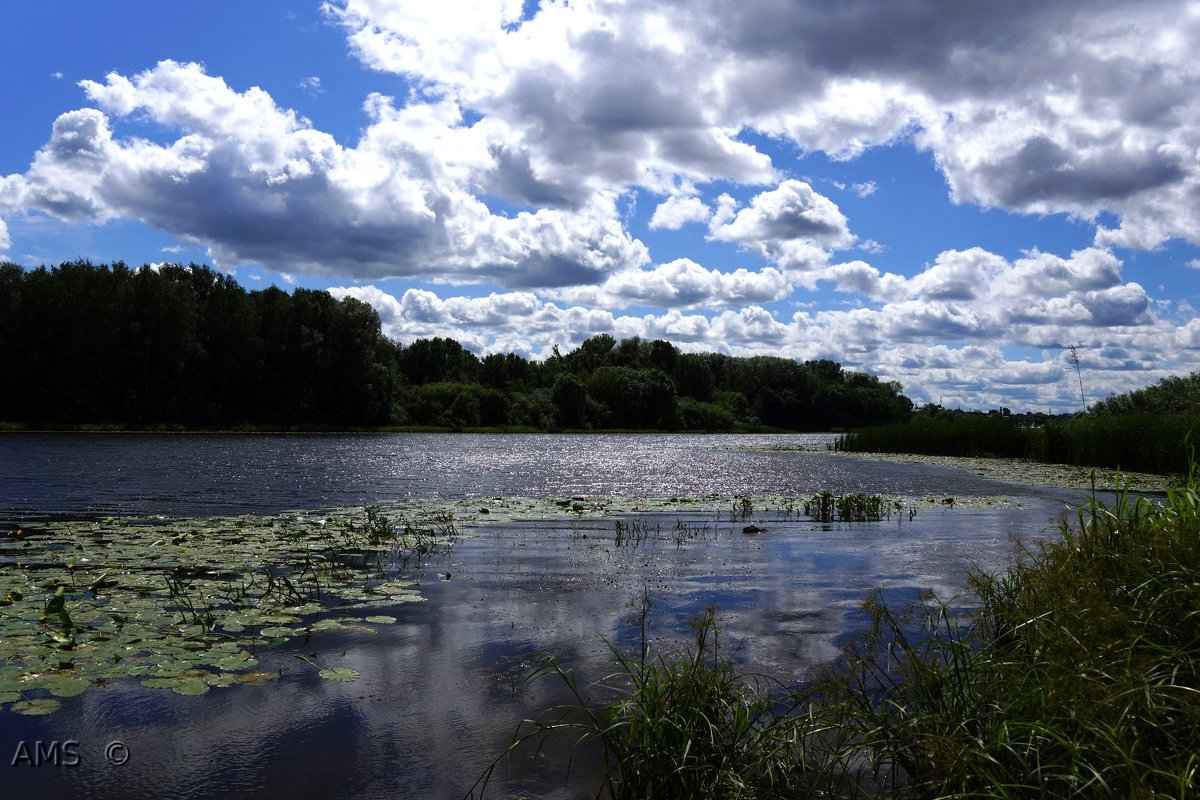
top-left (0, 434), bottom-right (1087, 799)
top-left (0, 432), bottom-right (1079, 520)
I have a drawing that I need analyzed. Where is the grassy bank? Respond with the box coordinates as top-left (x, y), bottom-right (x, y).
top-left (480, 461), bottom-right (1200, 798)
top-left (835, 413), bottom-right (1196, 475)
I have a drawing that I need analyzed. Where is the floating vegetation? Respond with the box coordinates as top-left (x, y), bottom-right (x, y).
top-left (803, 492), bottom-right (897, 523)
top-left (0, 505), bottom-right (457, 713)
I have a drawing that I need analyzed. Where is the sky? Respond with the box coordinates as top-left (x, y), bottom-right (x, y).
top-left (2, 1), bottom-right (1199, 412)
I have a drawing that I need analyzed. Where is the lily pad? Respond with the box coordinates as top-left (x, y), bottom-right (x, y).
top-left (44, 676), bottom-right (90, 698)
top-left (259, 626), bottom-right (294, 638)
top-left (170, 678), bottom-right (210, 696)
top-left (317, 667), bottom-right (359, 682)
top-left (0, 504), bottom-right (455, 710)
top-left (11, 698), bottom-right (61, 715)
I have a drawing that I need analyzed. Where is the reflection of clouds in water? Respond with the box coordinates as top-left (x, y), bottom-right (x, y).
top-left (1, 500), bottom-right (1067, 799)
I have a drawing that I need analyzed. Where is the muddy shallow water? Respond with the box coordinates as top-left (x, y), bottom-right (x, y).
top-left (0, 433), bottom-right (1097, 799)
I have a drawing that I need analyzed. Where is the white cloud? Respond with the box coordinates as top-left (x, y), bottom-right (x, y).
top-left (551, 258), bottom-right (790, 309)
top-left (326, 0), bottom-right (1200, 251)
top-left (0, 60), bottom-right (649, 288)
top-left (325, 236), bottom-right (1189, 411)
top-left (298, 76), bottom-right (323, 95)
top-left (708, 180), bottom-right (854, 254)
top-left (648, 196), bottom-right (711, 230)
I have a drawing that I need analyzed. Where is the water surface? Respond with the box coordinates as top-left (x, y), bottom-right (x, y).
top-left (0, 433), bottom-right (1086, 799)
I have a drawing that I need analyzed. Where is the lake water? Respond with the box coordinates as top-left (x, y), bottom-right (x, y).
top-left (0, 433), bottom-right (1090, 799)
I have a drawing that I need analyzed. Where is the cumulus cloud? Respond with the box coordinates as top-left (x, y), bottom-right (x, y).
top-left (298, 76), bottom-right (323, 95)
top-left (710, 180), bottom-right (853, 249)
top-left (0, 61), bottom-right (649, 288)
top-left (326, 0), bottom-right (1200, 250)
top-left (648, 195), bottom-right (711, 230)
top-left (851, 181), bottom-right (877, 198)
top-left (551, 258), bottom-right (791, 309)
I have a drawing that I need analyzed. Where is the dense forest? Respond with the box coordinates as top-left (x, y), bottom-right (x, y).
top-left (0, 261), bottom-right (913, 432)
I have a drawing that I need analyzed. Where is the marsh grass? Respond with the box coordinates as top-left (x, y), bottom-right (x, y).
top-left (804, 492), bottom-right (895, 523)
top-left (836, 413), bottom-right (1196, 476)
top-left (823, 460), bottom-right (1200, 798)
top-left (472, 590), bottom-right (807, 799)
top-left (480, 457), bottom-right (1200, 798)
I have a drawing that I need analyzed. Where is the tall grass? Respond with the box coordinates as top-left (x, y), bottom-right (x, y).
top-left (836, 413), bottom-right (1196, 475)
top-left (479, 456), bottom-right (1200, 798)
top-left (472, 589), bottom-right (810, 799)
top-left (817, 459), bottom-right (1200, 798)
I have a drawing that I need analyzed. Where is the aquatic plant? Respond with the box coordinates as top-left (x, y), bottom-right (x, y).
top-left (803, 492), bottom-right (894, 523)
top-left (733, 495), bottom-right (755, 519)
top-left (473, 592), bottom-right (804, 800)
top-left (613, 518), bottom-right (656, 548)
top-left (0, 505), bottom-right (452, 713)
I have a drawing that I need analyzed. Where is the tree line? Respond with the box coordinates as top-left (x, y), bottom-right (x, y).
top-left (0, 261), bottom-right (914, 431)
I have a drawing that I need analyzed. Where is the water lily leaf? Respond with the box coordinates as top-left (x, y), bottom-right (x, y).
top-left (0, 677), bottom-right (29, 693)
top-left (44, 676), bottom-right (89, 697)
top-left (318, 667), bottom-right (359, 682)
top-left (11, 698), bottom-right (61, 715)
top-left (259, 626), bottom-right (293, 638)
top-left (218, 654), bottom-right (258, 670)
top-left (171, 678), bottom-right (210, 696)
top-left (204, 672), bottom-right (239, 688)
top-left (363, 615), bottom-right (396, 624)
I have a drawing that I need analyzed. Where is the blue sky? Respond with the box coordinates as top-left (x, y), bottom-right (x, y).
top-left (2, 1), bottom-right (1199, 411)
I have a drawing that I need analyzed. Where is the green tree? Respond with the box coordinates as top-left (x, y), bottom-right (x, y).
top-left (552, 373), bottom-right (589, 428)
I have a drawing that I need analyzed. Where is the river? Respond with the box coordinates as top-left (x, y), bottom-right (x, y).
top-left (0, 433), bottom-right (1088, 799)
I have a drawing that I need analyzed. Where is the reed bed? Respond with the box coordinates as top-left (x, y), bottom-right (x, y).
top-left (836, 413), bottom-right (1196, 476)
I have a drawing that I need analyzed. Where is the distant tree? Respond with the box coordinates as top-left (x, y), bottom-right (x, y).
top-left (551, 373), bottom-right (589, 428)
top-left (672, 353), bottom-right (715, 401)
top-left (400, 338), bottom-right (480, 385)
top-left (566, 333), bottom-right (616, 374)
top-left (648, 339), bottom-right (679, 373)
top-left (1089, 372), bottom-right (1200, 417)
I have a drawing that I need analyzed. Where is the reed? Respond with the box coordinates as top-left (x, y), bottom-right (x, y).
top-left (473, 590), bottom-right (806, 799)
top-left (837, 413), bottom-right (1196, 475)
